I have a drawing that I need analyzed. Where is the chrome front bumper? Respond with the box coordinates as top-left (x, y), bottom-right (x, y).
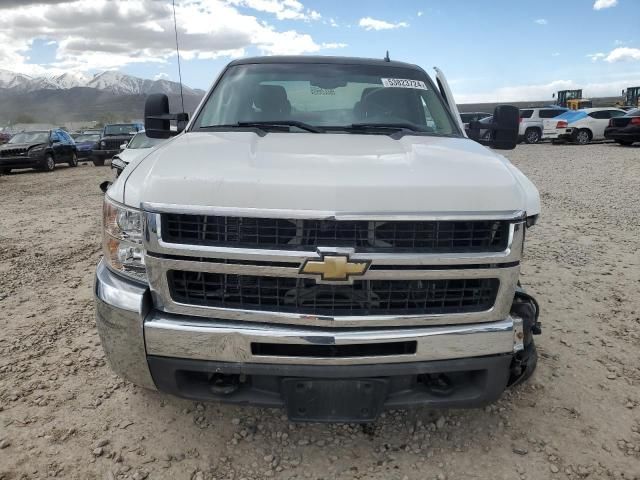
top-left (95, 260), bottom-right (524, 386)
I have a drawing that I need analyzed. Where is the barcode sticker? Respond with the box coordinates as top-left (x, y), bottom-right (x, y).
top-left (381, 78), bottom-right (428, 90)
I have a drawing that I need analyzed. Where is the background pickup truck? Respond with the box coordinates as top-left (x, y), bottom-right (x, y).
top-left (95, 55), bottom-right (541, 423)
top-left (92, 122), bottom-right (144, 166)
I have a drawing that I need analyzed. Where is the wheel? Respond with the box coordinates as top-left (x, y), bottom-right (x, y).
top-left (41, 154), bottom-right (55, 172)
top-left (524, 128), bottom-right (541, 144)
top-left (574, 129), bottom-right (591, 145)
top-left (93, 158), bottom-right (106, 166)
top-left (68, 152), bottom-right (78, 167)
top-left (615, 140), bottom-right (634, 146)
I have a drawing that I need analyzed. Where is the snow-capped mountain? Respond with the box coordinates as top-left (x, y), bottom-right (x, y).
top-left (0, 69), bottom-right (202, 95)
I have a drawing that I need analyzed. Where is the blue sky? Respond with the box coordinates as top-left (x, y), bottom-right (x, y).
top-left (1, 0), bottom-right (639, 102)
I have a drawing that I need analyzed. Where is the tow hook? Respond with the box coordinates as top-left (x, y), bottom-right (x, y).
top-left (208, 373), bottom-right (241, 395)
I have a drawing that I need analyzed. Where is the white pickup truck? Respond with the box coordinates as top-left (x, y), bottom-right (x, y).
top-left (95, 56), bottom-right (541, 422)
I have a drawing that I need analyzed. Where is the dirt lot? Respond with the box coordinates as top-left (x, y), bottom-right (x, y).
top-left (1, 143), bottom-right (639, 480)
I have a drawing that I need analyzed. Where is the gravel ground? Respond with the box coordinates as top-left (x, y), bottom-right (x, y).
top-left (0, 143), bottom-right (639, 480)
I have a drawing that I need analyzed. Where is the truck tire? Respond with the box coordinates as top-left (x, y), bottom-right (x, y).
top-left (524, 128), bottom-right (541, 144)
top-left (93, 158), bottom-right (106, 166)
top-left (68, 152), bottom-right (78, 167)
top-left (41, 154), bottom-right (55, 172)
top-left (574, 129), bottom-right (591, 145)
top-left (615, 140), bottom-right (633, 146)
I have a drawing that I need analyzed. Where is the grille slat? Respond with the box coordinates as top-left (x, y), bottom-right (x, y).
top-left (168, 271), bottom-right (499, 316)
top-left (162, 214), bottom-right (509, 253)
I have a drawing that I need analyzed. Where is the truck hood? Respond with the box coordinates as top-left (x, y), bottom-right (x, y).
top-left (112, 132), bottom-right (540, 216)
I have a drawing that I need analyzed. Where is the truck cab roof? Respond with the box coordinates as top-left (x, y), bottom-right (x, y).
top-left (227, 55), bottom-right (424, 71)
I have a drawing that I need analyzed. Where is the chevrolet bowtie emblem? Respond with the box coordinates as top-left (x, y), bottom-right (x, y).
top-left (300, 254), bottom-right (371, 282)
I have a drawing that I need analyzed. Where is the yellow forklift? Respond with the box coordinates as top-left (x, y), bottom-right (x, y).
top-left (554, 89), bottom-right (592, 109)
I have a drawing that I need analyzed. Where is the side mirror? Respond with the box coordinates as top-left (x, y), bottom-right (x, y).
top-left (144, 93), bottom-right (189, 139)
top-left (120, 143), bottom-right (127, 150)
top-left (468, 105), bottom-right (519, 150)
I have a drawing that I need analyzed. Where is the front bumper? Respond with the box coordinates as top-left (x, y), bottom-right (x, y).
top-left (76, 149), bottom-right (93, 159)
top-left (92, 149), bottom-right (119, 159)
top-left (0, 156), bottom-right (42, 168)
top-left (95, 260), bottom-right (524, 414)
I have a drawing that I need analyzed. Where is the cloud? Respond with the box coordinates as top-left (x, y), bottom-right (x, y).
top-left (587, 52), bottom-right (606, 61)
top-left (0, 0), bottom-right (328, 75)
top-left (228, 0), bottom-right (320, 21)
top-left (358, 17), bottom-right (409, 31)
top-left (321, 42), bottom-right (347, 49)
top-left (552, 52), bottom-right (560, 57)
top-left (154, 72), bottom-right (169, 80)
top-left (593, 0), bottom-right (617, 10)
top-left (417, 11), bottom-right (423, 17)
top-left (534, 18), bottom-right (548, 25)
top-left (456, 77), bottom-right (639, 104)
top-left (605, 47), bottom-right (640, 62)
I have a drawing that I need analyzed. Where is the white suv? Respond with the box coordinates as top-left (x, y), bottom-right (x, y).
top-left (519, 107), bottom-right (568, 144)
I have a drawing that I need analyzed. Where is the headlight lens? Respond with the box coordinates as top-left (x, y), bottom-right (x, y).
top-left (103, 196), bottom-right (146, 281)
top-left (29, 146), bottom-right (45, 156)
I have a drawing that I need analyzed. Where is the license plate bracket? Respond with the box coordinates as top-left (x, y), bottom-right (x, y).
top-left (282, 378), bottom-right (388, 423)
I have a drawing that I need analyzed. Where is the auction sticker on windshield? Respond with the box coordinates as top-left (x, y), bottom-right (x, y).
top-left (381, 78), bottom-right (428, 89)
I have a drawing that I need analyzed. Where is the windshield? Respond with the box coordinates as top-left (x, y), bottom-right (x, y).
top-left (74, 134), bottom-right (100, 142)
top-left (127, 132), bottom-right (164, 149)
top-left (193, 63), bottom-right (459, 136)
top-left (104, 124), bottom-right (138, 136)
top-left (8, 132), bottom-right (49, 144)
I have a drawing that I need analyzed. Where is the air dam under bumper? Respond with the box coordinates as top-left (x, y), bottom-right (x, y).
top-left (95, 260), bottom-right (524, 419)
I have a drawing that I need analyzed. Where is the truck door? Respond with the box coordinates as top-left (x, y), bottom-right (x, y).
top-left (434, 67), bottom-right (466, 135)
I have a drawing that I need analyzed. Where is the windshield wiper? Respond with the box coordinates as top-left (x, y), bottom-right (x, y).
top-left (341, 123), bottom-right (427, 139)
top-left (236, 121), bottom-right (324, 133)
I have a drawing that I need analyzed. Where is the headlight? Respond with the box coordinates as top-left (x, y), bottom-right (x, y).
top-left (29, 146), bottom-right (46, 156)
top-left (103, 196), bottom-right (146, 282)
top-left (111, 157), bottom-right (126, 170)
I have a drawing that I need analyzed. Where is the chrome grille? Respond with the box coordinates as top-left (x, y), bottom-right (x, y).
top-left (162, 214), bottom-right (509, 253)
top-left (167, 270), bottom-right (499, 316)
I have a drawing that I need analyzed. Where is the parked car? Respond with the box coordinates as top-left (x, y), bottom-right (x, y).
top-left (111, 132), bottom-right (165, 177)
top-left (72, 132), bottom-right (101, 160)
top-left (0, 129), bottom-right (77, 174)
top-left (460, 112), bottom-right (492, 136)
top-left (604, 108), bottom-right (640, 146)
top-left (549, 108), bottom-right (627, 145)
top-left (92, 122), bottom-right (144, 166)
top-left (95, 55), bottom-right (541, 423)
top-left (518, 107), bottom-right (568, 144)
